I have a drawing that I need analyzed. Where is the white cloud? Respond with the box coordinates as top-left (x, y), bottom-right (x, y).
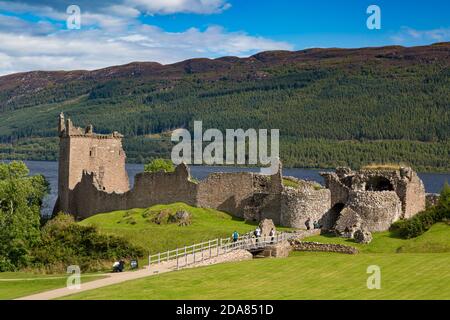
top-left (0, 0), bottom-right (231, 16)
top-left (0, 1), bottom-right (66, 20)
top-left (0, 25), bottom-right (293, 75)
top-left (391, 27), bottom-right (450, 44)
top-left (125, 0), bottom-right (230, 15)
top-left (0, 0), bottom-right (292, 75)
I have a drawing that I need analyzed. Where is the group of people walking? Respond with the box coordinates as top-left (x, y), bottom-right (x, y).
top-left (232, 227), bottom-right (276, 245)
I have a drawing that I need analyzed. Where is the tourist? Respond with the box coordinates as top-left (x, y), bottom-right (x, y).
top-left (112, 261), bottom-right (120, 273)
top-left (232, 231), bottom-right (239, 242)
top-left (119, 259), bottom-right (125, 272)
top-left (269, 228), bottom-right (275, 244)
top-left (254, 227), bottom-right (261, 243)
top-left (305, 218), bottom-right (311, 230)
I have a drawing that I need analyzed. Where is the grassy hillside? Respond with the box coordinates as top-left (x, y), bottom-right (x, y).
top-left (62, 223), bottom-right (450, 300)
top-left (0, 43), bottom-right (449, 171)
top-left (78, 203), bottom-right (265, 254)
top-left (304, 222), bottom-right (450, 254)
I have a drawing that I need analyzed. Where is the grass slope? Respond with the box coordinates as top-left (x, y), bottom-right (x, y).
top-left (304, 222), bottom-right (450, 254)
top-left (63, 223), bottom-right (450, 300)
top-left (62, 252), bottom-right (450, 300)
top-left (67, 223), bottom-right (450, 300)
top-left (0, 273), bottom-right (104, 300)
top-left (79, 203), bottom-right (264, 254)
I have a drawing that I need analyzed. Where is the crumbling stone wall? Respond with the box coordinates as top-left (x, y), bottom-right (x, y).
top-left (196, 172), bottom-right (255, 219)
top-left (289, 240), bottom-right (359, 254)
top-left (71, 172), bottom-right (128, 220)
top-left (321, 167), bottom-right (426, 232)
top-left (395, 168), bottom-right (426, 218)
top-left (55, 116), bottom-right (426, 232)
top-left (280, 186), bottom-right (331, 229)
top-left (129, 164), bottom-right (197, 209)
top-left (347, 191), bottom-right (403, 232)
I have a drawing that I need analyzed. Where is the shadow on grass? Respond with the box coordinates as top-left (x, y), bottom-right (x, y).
top-left (385, 229), bottom-right (404, 239)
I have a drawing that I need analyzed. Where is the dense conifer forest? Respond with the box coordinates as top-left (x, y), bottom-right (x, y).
top-left (0, 43), bottom-right (448, 171)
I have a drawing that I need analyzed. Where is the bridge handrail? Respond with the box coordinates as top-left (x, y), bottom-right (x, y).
top-left (148, 231), bottom-right (297, 270)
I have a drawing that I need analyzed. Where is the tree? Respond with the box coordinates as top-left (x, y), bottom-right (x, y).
top-left (144, 158), bottom-right (175, 173)
top-left (436, 182), bottom-right (450, 219)
top-left (0, 161), bottom-right (49, 271)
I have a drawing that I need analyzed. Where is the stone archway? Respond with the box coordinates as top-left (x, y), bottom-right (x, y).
top-left (365, 176), bottom-right (394, 191)
top-left (320, 202), bottom-right (345, 230)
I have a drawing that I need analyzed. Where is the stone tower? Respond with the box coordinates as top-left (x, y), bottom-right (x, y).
top-left (54, 113), bottom-right (130, 214)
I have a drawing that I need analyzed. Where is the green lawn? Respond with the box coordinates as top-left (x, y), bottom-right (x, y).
top-left (79, 203), bottom-right (274, 254)
top-left (304, 223), bottom-right (450, 254)
top-left (0, 203), bottom-right (275, 300)
top-left (63, 223), bottom-right (450, 300)
top-left (62, 252), bottom-right (450, 300)
top-left (0, 272), bottom-right (105, 300)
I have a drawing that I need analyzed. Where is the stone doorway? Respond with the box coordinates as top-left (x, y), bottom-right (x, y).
top-left (365, 176), bottom-right (394, 191)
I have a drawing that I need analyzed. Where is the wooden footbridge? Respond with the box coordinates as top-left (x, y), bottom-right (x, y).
top-left (148, 231), bottom-right (298, 270)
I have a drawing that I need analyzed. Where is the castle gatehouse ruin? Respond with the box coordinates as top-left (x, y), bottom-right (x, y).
top-left (54, 114), bottom-right (426, 233)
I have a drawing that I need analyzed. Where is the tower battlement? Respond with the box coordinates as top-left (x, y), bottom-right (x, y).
top-left (54, 113), bottom-right (130, 215)
top-left (58, 113), bottom-right (123, 139)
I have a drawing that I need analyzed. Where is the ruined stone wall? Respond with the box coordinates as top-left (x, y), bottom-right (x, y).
top-left (280, 187), bottom-right (331, 229)
top-left (66, 161), bottom-right (312, 226)
top-left (290, 241), bottom-right (359, 254)
top-left (396, 171), bottom-right (426, 218)
top-left (321, 173), bottom-right (350, 207)
top-left (128, 164), bottom-right (197, 209)
top-left (320, 167), bottom-right (426, 232)
top-left (347, 191), bottom-right (402, 232)
top-left (57, 115), bottom-right (426, 230)
top-left (259, 194), bottom-right (282, 225)
top-left (196, 172), bottom-right (255, 218)
top-left (70, 173), bottom-right (128, 220)
top-left (57, 136), bottom-right (71, 213)
top-left (68, 164), bottom-right (197, 219)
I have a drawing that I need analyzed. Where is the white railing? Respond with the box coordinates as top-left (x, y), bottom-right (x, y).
top-left (148, 231), bottom-right (297, 270)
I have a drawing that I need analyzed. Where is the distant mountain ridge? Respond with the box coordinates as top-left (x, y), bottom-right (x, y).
top-left (1, 42), bottom-right (449, 105)
top-left (0, 42), bottom-right (449, 171)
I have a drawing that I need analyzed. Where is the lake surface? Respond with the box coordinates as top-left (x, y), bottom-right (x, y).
top-left (17, 161), bottom-right (450, 217)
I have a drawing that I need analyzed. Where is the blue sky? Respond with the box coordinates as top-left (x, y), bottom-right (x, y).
top-left (0, 0), bottom-right (448, 75)
top-left (145, 0), bottom-right (450, 47)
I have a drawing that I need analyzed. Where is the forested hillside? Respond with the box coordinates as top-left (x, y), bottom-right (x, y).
top-left (0, 43), bottom-right (449, 171)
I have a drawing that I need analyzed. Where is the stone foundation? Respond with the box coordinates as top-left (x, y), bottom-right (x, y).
top-left (290, 241), bottom-right (359, 255)
top-left (260, 240), bottom-right (292, 258)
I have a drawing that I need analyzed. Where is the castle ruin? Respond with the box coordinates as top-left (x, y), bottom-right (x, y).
top-left (54, 115), bottom-right (426, 233)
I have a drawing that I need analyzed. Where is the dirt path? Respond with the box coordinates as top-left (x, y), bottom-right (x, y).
top-left (15, 249), bottom-right (251, 300)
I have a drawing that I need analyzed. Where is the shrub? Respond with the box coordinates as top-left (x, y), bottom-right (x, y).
top-left (32, 213), bottom-right (145, 272)
top-left (391, 183), bottom-right (450, 239)
top-left (283, 178), bottom-right (299, 189)
top-left (0, 161), bottom-right (49, 271)
top-left (144, 158), bottom-right (175, 173)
